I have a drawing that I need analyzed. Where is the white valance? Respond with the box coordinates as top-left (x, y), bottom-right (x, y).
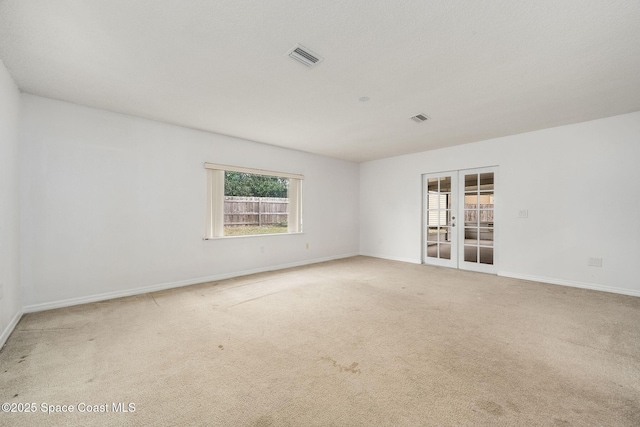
top-left (204, 162), bottom-right (304, 181)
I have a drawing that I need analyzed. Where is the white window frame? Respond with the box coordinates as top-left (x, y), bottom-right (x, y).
top-left (204, 163), bottom-right (303, 239)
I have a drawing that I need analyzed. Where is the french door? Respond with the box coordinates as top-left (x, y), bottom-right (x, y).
top-left (422, 167), bottom-right (497, 273)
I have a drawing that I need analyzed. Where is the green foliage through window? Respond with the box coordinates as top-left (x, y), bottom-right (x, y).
top-left (224, 171), bottom-right (289, 198)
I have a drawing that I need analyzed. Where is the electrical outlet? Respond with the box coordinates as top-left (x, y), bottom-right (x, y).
top-left (588, 257), bottom-right (602, 267)
top-left (518, 210), bottom-right (528, 218)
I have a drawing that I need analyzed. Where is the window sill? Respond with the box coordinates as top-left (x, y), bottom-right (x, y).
top-left (203, 232), bottom-right (304, 240)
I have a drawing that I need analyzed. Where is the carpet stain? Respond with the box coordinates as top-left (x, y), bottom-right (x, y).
top-left (553, 418), bottom-right (571, 426)
top-left (218, 345), bottom-right (224, 350)
top-left (321, 356), bottom-right (361, 374)
top-left (506, 401), bottom-right (520, 413)
top-left (253, 414), bottom-right (274, 426)
top-left (477, 400), bottom-right (504, 416)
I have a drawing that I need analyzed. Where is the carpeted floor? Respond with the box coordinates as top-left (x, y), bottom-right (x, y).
top-left (1, 256), bottom-right (639, 426)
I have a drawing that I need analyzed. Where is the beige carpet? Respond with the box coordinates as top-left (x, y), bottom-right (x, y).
top-left (1, 256), bottom-right (639, 426)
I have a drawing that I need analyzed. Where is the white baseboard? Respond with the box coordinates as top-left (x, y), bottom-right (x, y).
top-left (20, 254), bottom-right (637, 316)
top-left (498, 271), bottom-right (640, 298)
top-left (358, 256), bottom-right (640, 298)
top-left (0, 309), bottom-right (23, 350)
top-left (23, 252), bottom-right (359, 314)
top-left (359, 252), bottom-right (422, 265)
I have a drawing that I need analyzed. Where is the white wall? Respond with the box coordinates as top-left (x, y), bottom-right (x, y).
top-left (0, 59), bottom-right (22, 346)
top-left (19, 95), bottom-right (360, 309)
top-left (11, 92), bottom-right (640, 314)
top-left (360, 112), bottom-right (640, 296)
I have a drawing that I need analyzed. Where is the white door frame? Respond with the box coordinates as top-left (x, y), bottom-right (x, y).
top-left (422, 166), bottom-right (498, 273)
top-left (422, 172), bottom-right (458, 268)
top-left (457, 167), bottom-right (498, 274)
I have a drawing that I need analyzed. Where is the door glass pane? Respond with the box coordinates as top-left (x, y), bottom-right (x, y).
top-left (427, 193), bottom-right (439, 210)
top-left (479, 173), bottom-right (494, 191)
top-left (464, 246), bottom-right (478, 262)
top-left (427, 227), bottom-right (438, 242)
top-left (478, 192), bottom-right (494, 206)
top-left (428, 194), bottom-right (449, 212)
top-left (465, 174), bottom-right (478, 190)
top-left (479, 247), bottom-right (494, 264)
top-left (464, 227), bottom-right (478, 242)
top-left (427, 209), bottom-right (445, 226)
top-left (427, 178), bottom-right (439, 192)
top-left (465, 193), bottom-right (478, 205)
top-left (464, 209), bottom-right (479, 227)
top-left (440, 244), bottom-right (451, 260)
top-left (479, 209), bottom-right (493, 224)
top-left (439, 177), bottom-right (451, 192)
top-left (478, 228), bottom-right (494, 245)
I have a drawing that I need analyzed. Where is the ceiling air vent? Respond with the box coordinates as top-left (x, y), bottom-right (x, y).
top-left (286, 44), bottom-right (323, 68)
top-left (411, 114), bottom-right (430, 123)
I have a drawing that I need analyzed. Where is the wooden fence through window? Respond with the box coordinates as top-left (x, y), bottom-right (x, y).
top-left (224, 196), bottom-right (288, 226)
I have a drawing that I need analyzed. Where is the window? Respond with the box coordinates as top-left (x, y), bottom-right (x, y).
top-left (204, 163), bottom-right (303, 238)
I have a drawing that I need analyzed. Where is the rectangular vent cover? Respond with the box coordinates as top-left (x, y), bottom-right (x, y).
top-left (411, 114), bottom-right (430, 122)
top-left (287, 44), bottom-right (323, 68)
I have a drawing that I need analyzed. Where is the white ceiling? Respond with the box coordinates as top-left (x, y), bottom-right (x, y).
top-left (1, 1), bottom-right (639, 162)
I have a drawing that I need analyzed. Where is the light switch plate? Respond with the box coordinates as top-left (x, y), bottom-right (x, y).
top-left (588, 257), bottom-right (603, 267)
